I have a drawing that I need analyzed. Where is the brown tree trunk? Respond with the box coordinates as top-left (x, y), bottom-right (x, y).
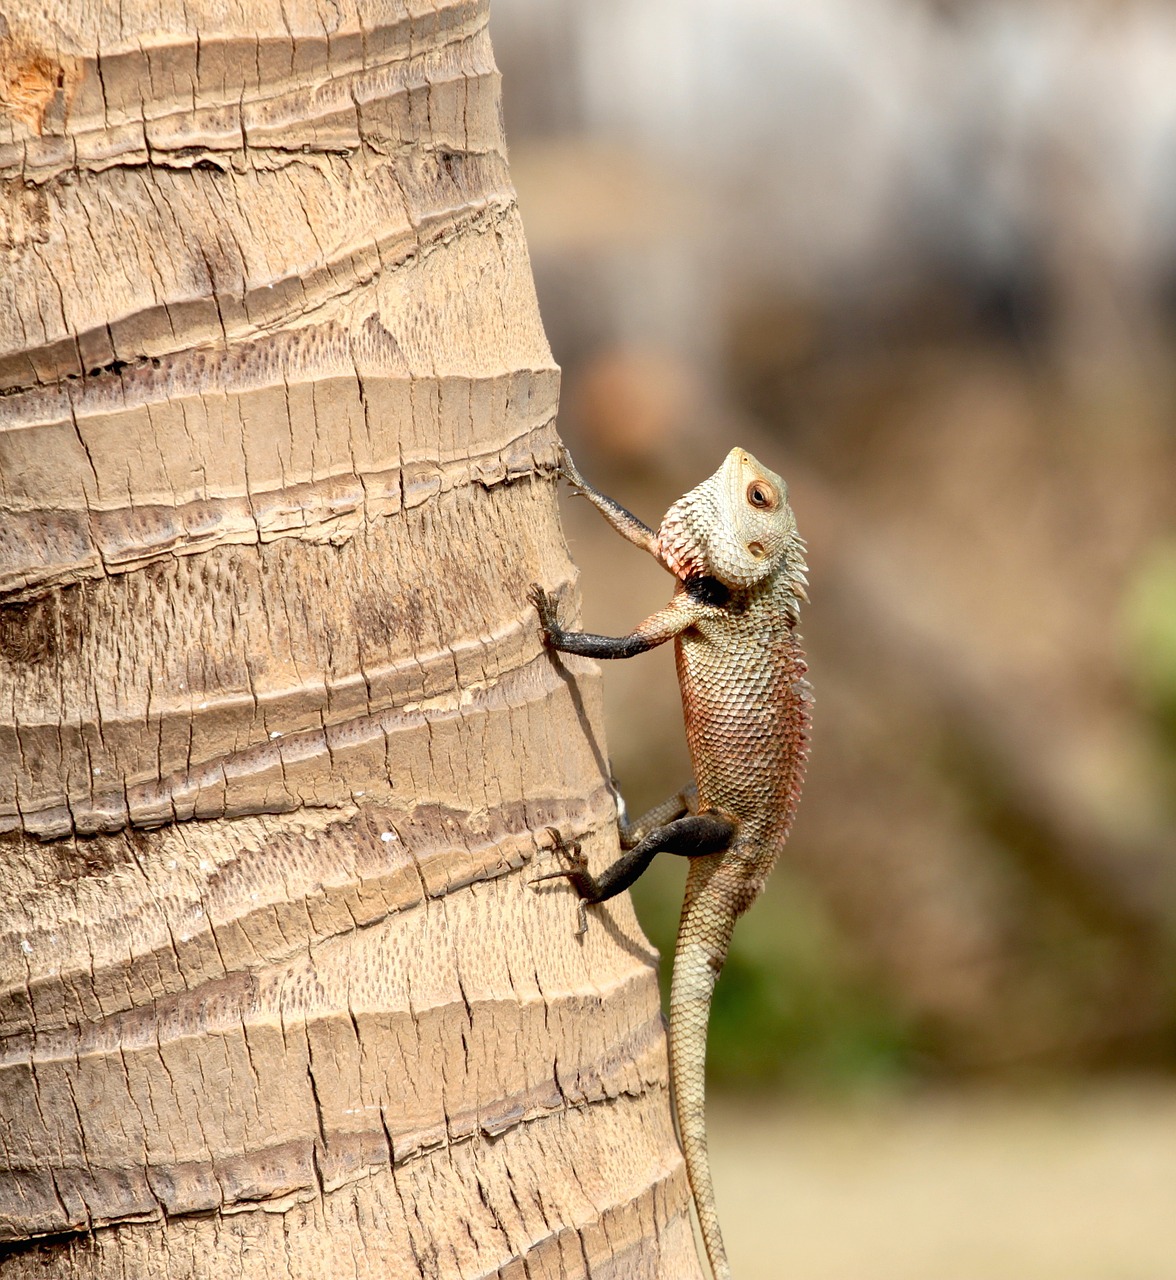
top-left (0, 3), bottom-right (701, 1275)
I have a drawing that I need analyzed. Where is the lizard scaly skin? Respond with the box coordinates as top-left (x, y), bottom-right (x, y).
top-left (530, 446), bottom-right (812, 1279)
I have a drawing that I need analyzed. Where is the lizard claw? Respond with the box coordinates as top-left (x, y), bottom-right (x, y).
top-left (557, 444), bottom-right (588, 492)
top-left (613, 786), bottom-right (629, 832)
top-left (527, 583), bottom-right (559, 644)
top-left (532, 827), bottom-right (590, 935)
top-left (531, 826), bottom-right (587, 880)
top-left (607, 773), bottom-right (638, 850)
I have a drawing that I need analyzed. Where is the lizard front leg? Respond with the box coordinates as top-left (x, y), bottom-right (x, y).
top-left (557, 446), bottom-right (665, 561)
top-left (528, 583), bottom-right (708, 659)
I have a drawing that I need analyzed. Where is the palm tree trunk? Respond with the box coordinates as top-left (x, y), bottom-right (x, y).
top-left (0, 3), bottom-right (701, 1275)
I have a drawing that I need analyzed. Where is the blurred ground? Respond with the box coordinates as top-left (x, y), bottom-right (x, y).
top-left (708, 1085), bottom-right (1176, 1280)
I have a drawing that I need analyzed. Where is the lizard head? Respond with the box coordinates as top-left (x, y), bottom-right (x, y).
top-left (658, 448), bottom-right (807, 594)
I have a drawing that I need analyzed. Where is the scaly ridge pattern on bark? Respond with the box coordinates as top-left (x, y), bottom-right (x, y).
top-left (0, 2), bottom-right (701, 1274)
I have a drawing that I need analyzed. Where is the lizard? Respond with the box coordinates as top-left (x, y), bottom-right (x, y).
top-left (529, 445), bottom-right (812, 1280)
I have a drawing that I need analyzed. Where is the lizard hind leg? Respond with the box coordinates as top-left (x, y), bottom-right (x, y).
top-left (617, 783), bottom-right (700, 849)
top-left (533, 812), bottom-right (736, 914)
top-left (569, 811), bottom-right (736, 906)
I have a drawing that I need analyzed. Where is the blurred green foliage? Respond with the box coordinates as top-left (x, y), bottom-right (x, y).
top-left (1122, 539), bottom-right (1176, 748)
top-left (630, 858), bottom-right (916, 1093)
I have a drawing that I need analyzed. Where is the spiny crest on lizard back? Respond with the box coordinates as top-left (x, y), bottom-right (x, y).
top-left (657, 447), bottom-right (808, 599)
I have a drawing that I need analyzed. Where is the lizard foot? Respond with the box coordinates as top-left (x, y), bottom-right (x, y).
top-left (531, 826), bottom-right (588, 879)
top-left (527, 583), bottom-right (559, 646)
top-left (557, 444), bottom-right (589, 493)
top-left (608, 773), bottom-right (631, 842)
top-left (532, 827), bottom-right (590, 935)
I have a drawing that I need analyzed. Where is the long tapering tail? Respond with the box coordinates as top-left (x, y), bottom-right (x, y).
top-left (670, 860), bottom-right (740, 1280)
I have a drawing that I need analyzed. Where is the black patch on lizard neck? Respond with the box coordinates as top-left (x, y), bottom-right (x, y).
top-left (686, 575), bottom-right (730, 608)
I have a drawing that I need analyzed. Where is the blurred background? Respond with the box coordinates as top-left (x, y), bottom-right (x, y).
top-left (490, 2), bottom-right (1176, 1273)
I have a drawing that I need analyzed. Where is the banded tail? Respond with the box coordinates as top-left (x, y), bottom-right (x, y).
top-left (669, 858), bottom-right (741, 1280)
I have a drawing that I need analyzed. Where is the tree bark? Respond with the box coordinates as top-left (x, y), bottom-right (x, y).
top-left (0, 3), bottom-right (701, 1275)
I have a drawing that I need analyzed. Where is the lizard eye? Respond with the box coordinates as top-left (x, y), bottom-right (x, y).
top-left (746, 480), bottom-right (777, 510)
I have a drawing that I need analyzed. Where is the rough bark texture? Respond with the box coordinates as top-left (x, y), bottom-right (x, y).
top-left (0, 2), bottom-right (701, 1275)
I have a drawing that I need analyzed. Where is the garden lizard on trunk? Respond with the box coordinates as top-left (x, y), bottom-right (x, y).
top-left (530, 446), bottom-right (812, 1280)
